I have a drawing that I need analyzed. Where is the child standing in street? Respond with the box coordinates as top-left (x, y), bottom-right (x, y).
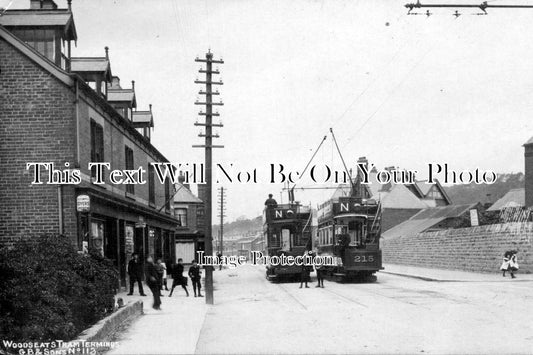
top-left (188, 260), bottom-right (203, 297)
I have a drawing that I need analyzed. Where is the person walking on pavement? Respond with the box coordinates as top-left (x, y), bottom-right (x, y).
top-left (159, 259), bottom-right (169, 291)
top-left (169, 258), bottom-right (189, 297)
top-left (155, 258), bottom-right (165, 296)
top-left (299, 251), bottom-right (312, 289)
top-left (217, 251), bottom-right (223, 271)
top-left (127, 253), bottom-right (146, 296)
top-left (501, 250), bottom-right (519, 278)
top-left (189, 260), bottom-right (203, 297)
top-left (145, 256), bottom-right (162, 310)
top-left (315, 263), bottom-right (325, 288)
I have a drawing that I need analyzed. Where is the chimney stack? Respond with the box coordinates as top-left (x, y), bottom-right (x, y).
top-left (524, 137), bottom-right (533, 208)
top-left (178, 171), bottom-right (190, 190)
top-left (67, 0), bottom-right (72, 12)
top-left (105, 46), bottom-right (109, 60)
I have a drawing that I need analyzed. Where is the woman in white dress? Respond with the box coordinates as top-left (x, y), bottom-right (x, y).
top-left (500, 250), bottom-right (519, 278)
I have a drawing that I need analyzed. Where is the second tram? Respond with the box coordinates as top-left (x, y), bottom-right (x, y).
top-left (263, 202), bottom-right (313, 281)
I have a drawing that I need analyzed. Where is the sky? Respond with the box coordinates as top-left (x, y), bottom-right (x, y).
top-left (9, 0), bottom-right (533, 221)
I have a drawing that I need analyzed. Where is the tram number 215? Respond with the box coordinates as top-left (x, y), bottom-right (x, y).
top-left (354, 255), bottom-right (375, 263)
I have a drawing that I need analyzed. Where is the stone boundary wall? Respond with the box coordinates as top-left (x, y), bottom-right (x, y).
top-left (382, 222), bottom-right (533, 273)
top-left (55, 300), bottom-right (143, 353)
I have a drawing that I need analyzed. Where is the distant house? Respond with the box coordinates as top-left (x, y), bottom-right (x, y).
top-left (487, 188), bottom-right (525, 211)
top-left (330, 163), bottom-right (452, 232)
top-left (173, 177), bottom-right (205, 264)
top-left (383, 203), bottom-right (480, 239)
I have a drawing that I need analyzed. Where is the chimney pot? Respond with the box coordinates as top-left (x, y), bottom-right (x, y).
top-left (67, 0), bottom-right (72, 11)
top-left (149, 104), bottom-right (152, 112)
top-left (105, 46), bottom-right (109, 59)
top-left (131, 80), bottom-right (135, 90)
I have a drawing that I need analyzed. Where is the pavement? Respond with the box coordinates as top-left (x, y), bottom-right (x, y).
top-left (108, 278), bottom-right (209, 355)
top-left (106, 264), bottom-right (533, 354)
top-left (381, 263), bottom-right (533, 282)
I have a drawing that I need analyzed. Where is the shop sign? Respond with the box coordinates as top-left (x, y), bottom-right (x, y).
top-left (76, 195), bottom-right (90, 212)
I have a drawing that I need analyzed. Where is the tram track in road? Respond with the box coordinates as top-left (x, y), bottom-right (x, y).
top-left (353, 284), bottom-right (432, 309)
top-left (252, 265), bottom-right (309, 311)
top-left (275, 283), bottom-right (308, 310)
top-left (320, 287), bottom-right (369, 308)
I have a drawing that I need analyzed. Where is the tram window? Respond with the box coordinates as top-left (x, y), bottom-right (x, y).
top-left (281, 229), bottom-right (290, 250)
top-left (336, 225), bottom-right (348, 235)
top-left (348, 221), bottom-right (367, 246)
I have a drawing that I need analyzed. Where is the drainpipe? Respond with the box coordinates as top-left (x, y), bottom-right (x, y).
top-left (75, 79), bottom-right (80, 165)
top-left (58, 185), bottom-right (63, 235)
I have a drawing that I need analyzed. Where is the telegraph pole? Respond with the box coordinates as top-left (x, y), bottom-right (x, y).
top-left (193, 50), bottom-right (224, 305)
top-left (217, 187), bottom-right (226, 256)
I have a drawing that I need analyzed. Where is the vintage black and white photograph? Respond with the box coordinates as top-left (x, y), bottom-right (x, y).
top-left (1, 0), bottom-right (533, 354)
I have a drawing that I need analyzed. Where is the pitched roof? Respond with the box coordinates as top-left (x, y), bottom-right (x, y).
top-left (132, 111), bottom-right (154, 127)
top-left (70, 57), bottom-right (110, 73)
top-left (107, 89), bottom-right (136, 103)
top-left (525, 136), bottom-right (533, 145)
top-left (174, 184), bottom-right (202, 204)
top-left (381, 184), bottom-right (428, 209)
top-left (383, 203), bottom-right (478, 239)
top-left (0, 10), bottom-right (77, 40)
top-left (415, 181), bottom-right (432, 196)
top-left (487, 188), bottom-right (525, 211)
top-left (330, 181), bottom-right (428, 209)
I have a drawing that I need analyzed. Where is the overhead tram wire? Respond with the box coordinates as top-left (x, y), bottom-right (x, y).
top-left (330, 128), bottom-right (356, 194)
top-left (285, 135), bottom-right (328, 196)
top-left (329, 7), bottom-right (423, 129)
top-left (339, 14), bottom-right (475, 149)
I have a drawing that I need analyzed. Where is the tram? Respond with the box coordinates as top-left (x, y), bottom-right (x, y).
top-left (263, 202), bottom-right (313, 281)
top-left (316, 192), bottom-right (382, 282)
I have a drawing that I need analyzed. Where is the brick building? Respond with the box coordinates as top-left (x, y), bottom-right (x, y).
top-left (0, 0), bottom-right (178, 287)
top-left (173, 175), bottom-right (206, 264)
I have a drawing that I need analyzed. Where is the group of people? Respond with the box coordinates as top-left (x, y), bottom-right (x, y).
top-left (127, 253), bottom-right (204, 310)
top-left (298, 251), bottom-right (325, 289)
top-left (500, 250), bottom-right (519, 278)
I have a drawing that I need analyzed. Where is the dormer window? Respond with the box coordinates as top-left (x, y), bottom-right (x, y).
top-left (0, 0), bottom-right (77, 70)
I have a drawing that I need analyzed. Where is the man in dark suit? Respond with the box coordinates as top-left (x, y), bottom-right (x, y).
top-left (264, 194), bottom-right (278, 208)
top-left (127, 253), bottom-right (146, 296)
top-left (169, 258), bottom-right (189, 297)
top-left (188, 260), bottom-right (203, 297)
top-left (145, 256), bottom-right (162, 310)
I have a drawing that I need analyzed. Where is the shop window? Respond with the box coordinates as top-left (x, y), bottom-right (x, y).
top-left (91, 220), bottom-right (105, 256)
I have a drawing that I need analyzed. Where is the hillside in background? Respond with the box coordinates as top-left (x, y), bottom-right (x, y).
top-left (213, 215), bottom-right (262, 238)
top-left (444, 173), bottom-right (524, 205)
top-left (214, 173), bottom-right (525, 236)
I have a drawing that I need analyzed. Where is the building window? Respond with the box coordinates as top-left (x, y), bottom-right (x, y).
top-left (175, 208), bottom-right (187, 227)
top-left (90, 120), bottom-right (104, 178)
top-left (165, 179), bottom-right (171, 211)
top-left (125, 146), bottom-right (134, 194)
top-left (148, 164), bottom-right (155, 205)
top-left (12, 29), bottom-right (56, 62)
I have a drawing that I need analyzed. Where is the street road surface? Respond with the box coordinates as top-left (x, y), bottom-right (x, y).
top-left (195, 264), bottom-right (533, 354)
